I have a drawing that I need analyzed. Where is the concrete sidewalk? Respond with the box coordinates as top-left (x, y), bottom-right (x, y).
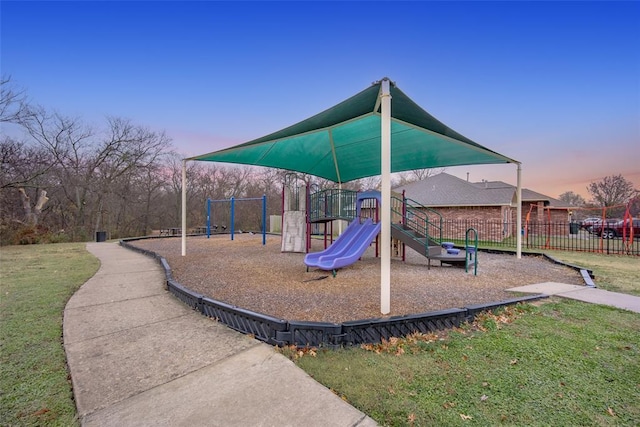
top-left (64, 242), bottom-right (377, 427)
top-left (508, 282), bottom-right (640, 313)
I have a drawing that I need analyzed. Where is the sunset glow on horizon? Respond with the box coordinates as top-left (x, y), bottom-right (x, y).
top-left (2, 1), bottom-right (638, 199)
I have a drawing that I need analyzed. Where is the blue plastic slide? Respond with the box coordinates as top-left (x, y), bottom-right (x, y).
top-left (304, 219), bottom-right (381, 273)
top-left (304, 219), bottom-right (371, 268)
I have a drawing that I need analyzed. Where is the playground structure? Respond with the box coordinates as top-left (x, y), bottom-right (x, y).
top-left (388, 192), bottom-right (478, 275)
top-left (280, 178), bottom-right (480, 275)
top-left (304, 192), bottom-right (383, 276)
top-left (281, 174), bottom-right (307, 252)
top-left (206, 195), bottom-right (267, 245)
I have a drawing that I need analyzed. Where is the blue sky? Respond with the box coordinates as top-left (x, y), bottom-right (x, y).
top-left (2, 1), bottom-right (639, 198)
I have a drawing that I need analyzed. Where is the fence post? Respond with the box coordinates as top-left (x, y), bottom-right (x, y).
top-left (230, 197), bottom-right (235, 241)
top-left (206, 198), bottom-right (211, 238)
top-left (262, 194), bottom-right (266, 245)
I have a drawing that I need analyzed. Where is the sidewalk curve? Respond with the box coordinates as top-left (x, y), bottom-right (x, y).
top-left (64, 242), bottom-right (378, 427)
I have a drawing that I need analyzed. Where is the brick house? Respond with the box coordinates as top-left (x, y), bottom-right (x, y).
top-left (393, 173), bottom-right (572, 241)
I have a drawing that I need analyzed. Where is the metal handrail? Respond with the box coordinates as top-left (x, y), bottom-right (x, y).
top-left (308, 189), bottom-right (358, 222)
top-left (391, 195), bottom-right (443, 244)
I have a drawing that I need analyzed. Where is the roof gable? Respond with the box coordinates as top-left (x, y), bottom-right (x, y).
top-left (474, 180), bottom-right (570, 207)
top-left (393, 173), bottom-right (566, 208)
top-left (394, 173), bottom-right (514, 206)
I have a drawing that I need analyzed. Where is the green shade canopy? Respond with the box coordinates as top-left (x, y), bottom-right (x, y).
top-left (188, 80), bottom-right (518, 183)
top-left (182, 79), bottom-right (524, 308)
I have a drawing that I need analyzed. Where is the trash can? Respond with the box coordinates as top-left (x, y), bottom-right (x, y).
top-left (95, 231), bottom-right (107, 242)
top-left (569, 223), bottom-right (579, 235)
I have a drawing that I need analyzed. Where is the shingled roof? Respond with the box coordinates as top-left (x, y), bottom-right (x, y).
top-left (393, 172), bottom-right (567, 208)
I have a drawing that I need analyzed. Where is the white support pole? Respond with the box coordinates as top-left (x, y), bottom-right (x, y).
top-left (338, 182), bottom-right (343, 235)
top-left (380, 79), bottom-right (392, 315)
top-left (181, 159), bottom-right (187, 256)
top-left (516, 163), bottom-right (522, 259)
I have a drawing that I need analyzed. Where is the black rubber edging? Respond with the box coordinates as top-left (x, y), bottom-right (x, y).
top-left (118, 238), bottom-right (559, 347)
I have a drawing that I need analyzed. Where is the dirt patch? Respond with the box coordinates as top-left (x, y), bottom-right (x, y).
top-left (129, 234), bottom-right (583, 323)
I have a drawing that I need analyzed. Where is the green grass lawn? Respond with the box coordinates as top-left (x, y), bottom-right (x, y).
top-left (287, 251), bottom-right (640, 426)
top-left (1, 244), bottom-right (638, 426)
top-left (0, 243), bottom-right (99, 427)
top-left (548, 251), bottom-right (640, 296)
top-left (291, 302), bottom-right (640, 426)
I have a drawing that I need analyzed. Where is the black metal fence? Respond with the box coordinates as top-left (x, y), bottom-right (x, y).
top-left (440, 220), bottom-right (639, 256)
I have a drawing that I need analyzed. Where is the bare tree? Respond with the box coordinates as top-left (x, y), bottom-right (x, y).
top-left (587, 174), bottom-right (637, 207)
top-left (19, 107), bottom-right (97, 237)
top-left (93, 117), bottom-right (172, 236)
top-left (16, 108), bottom-right (173, 238)
top-left (165, 155), bottom-right (213, 227)
top-left (0, 137), bottom-right (54, 190)
top-left (0, 136), bottom-right (58, 234)
top-left (1, 80), bottom-right (185, 242)
top-left (558, 191), bottom-right (586, 206)
top-left (18, 187), bottom-right (48, 225)
top-left (393, 168), bottom-right (446, 187)
top-left (0, 78), bottom-right (55, 230)
top-left (0, 76), bottom-right (32, 123)
top-left (348, 176), bottom-right (380, 191)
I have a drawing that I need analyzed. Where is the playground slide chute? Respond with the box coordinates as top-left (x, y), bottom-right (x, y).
top-left (305, 219), bottom-right (381, 272)
top-left (304, 219), bottom-right (371, 268)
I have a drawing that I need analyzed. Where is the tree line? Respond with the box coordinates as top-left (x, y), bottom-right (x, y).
top-left (1, 77), bottom-right (390, 244)
top-left (558, 175), bottom-right (639, 222)
top-left (1, 78), bottom-right (290, 244)
top-left (5, 76), bottom-right (635, 245)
